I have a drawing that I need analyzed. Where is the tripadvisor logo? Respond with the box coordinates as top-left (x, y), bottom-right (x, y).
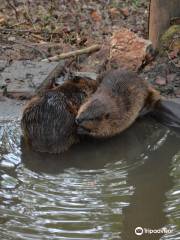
top-left (135, 226), bottom-right (173, 236)
top-left (135, 227), bottom-right (143, 236)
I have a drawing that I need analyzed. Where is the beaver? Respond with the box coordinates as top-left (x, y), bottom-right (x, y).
top-left (21, 77), bottom-right (98, 153)
top-left (76, 68), bottom-right (180, 138)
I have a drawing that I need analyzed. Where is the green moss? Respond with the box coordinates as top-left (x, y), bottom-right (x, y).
top-left (132, 0), bottom-right (140, 7)
top-left (159, 25), bottom-right (180, 54)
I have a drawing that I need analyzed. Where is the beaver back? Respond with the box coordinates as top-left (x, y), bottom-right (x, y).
top-left (21, 79), bottom-right (97, 153)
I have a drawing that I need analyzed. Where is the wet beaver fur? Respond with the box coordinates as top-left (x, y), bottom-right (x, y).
top-left (76, 68), bottom-right (166, 138)
top-left (21, 78), bottom-right (98, 153)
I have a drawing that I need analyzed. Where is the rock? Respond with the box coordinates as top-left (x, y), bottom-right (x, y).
top-left (110, 28), bottom-right (154, 71)
top-left (171, 97), bottom-right (180, 103)
top-left (73, 71), bottom-right (98, 81)
top-left (175, 89), bottom-right (180, 98)
top-left (160, 25), bottom-right (180, 55)
top-left (0, 97), bottom-right (26, 121)
top-left (8, 36), bottom-right (16, 42)
top-left (170, 17), bottom-right (180, 25)
top-left (169, 49), bottom-right (179, 59)
top-left (120, 7), bottom-right (129, 17)
top-left (167, 73), bottom-right (176, 83)
top-left (109, 8), bottom-right (120, 19)
top-left (0, 60), bottom-right (8, 72)
top-left (0, 16), bottom-right (5, 25)
top-left (91, 10), bottom-right (102, 22)
top-left (155, 76), bottom-right (166, 86)
top-left (0, 60), bottom-right (65, 98)
top-left (174, 60), bottom-right (180, 68)
top-left (78, 45), bottom-right (110, 73)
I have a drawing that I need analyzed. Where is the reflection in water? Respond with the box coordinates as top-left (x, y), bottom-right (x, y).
top-left (162, 153), bottom-right (180, 240)
top-left (0, 118), bottom-right (179, 240)
top-left (122, 133), bottom-right (178, 240)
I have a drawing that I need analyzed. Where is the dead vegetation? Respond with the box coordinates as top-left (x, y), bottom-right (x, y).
top-left (0, 0), bottom-right (149, 60)
top-left (0, 0), bottom-right (179, 98)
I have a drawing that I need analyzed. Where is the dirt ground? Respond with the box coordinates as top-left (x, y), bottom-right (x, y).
top-left (0, 0), bottom-right (179, 98)
top-left (0, 0), bottom-right (149, 60)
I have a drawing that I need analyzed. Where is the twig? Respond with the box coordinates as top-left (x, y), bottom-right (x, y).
top-left (0, 27), bottom-right (62, 36)
top-left (21, 43), bottom-right (47, 58)
top-left (166, 50), bottom-right (177, 68)
top-left (31, 34), bottom-right (45, 41)
top-left (168, 36), bottom-right (179, 50)
top-left (10, 21), bottom-right (27, 28)
top-left (6, 0), bottom-right (19, 21)
top-left (9, 39), bottom-right (48, 58)
top-left (41, 44), bottom-right (101, 62)
top-left (23, 0), bottom-right (36, 29)
top-left (73, 71), bottom-right (97, 80)
top-left (32, 42), bottom-right (62, 47)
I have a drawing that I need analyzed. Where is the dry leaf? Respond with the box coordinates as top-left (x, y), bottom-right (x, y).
top-left (0, 16), bottom-right (5, 25)
top-left (91, 10), bottom-right (102, 22)
top-left (155, 76), bottom-right (166, 86)
top-left (120, 7), bottom-right (129, 17)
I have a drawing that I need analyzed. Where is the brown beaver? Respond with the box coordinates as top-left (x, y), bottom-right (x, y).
top-left (21, 77), bottom-right (98, 153)
top-left (76, 68), bottom-right (180, 138)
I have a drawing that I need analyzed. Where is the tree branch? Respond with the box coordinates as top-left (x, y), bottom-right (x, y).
top-left (41, 44), bottom-right (101, 62)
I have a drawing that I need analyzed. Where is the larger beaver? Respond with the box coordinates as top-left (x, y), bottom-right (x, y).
top-left (21, 77), bottom-right (98, 153)
top-left (76, 68), bottom-right (180, 138)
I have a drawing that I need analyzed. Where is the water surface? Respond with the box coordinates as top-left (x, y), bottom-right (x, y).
top-left (0, 118), bottom-right (180, 240)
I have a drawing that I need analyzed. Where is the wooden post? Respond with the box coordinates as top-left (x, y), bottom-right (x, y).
top-left (149, 0), bottom-right (180, 49)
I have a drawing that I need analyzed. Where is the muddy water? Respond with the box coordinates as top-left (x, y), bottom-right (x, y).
top-left (0, 118), bottom-right (180, 240)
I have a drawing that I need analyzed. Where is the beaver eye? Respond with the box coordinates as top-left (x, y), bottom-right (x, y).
top-left (105, 113), bottom-right (110, 119)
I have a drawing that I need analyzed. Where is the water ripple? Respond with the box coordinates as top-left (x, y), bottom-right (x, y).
top-left (162, 153), bottom-right (180, 240)
top-left (0, 119), bottom-right (180, 240)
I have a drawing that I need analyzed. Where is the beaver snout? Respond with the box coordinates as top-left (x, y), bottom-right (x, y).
top-left (75, 117), bottom-right (82, 125)
top-left (77, 126), bottom-right (91, 135)
top-left (76, 116), bottom-right (92, 135)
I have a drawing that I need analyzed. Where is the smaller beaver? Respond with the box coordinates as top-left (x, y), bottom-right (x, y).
top-left (21, 77), bottom-right (98, 153)
top-left (76, 68), bottom-right (180, 138)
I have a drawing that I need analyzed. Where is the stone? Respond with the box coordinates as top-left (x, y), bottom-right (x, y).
top-left (110, 28), bottom-right (154, 71)
top-left (167, 73), bottom-right (176, 83)
top-left (91, 10), bottom-right (102, 22)
top-left (109, 8), bottom-right (120, 19)
top-left (175, 89), bottom-right (180, 98)
top-left (0, 97), bottom-right (26, 121)
top-left (160, 25), bottom-right (180, 54)
top-left (8, 36), bottom-right (16, 42)
top-left (78, 45), bottom-right (110, 73)
top-left (0, 60), bottom-right (65, 98)
top-left (171, 97), bottom-right (180, 103)
top-left (155, 76), bottom-right (166, 86)
top-left (0, 60), bottom-right (8, 72)
top-left (120, 8), bottom-right (129, 17)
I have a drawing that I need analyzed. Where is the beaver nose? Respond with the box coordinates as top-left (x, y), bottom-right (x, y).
top-left (75, 117), bottom-right (82, 125)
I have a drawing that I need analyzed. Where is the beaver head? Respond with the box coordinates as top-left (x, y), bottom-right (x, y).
top-left (76, 87), bottom-right (124, 138)
top-left (76, 69), bottom-right (160, 139)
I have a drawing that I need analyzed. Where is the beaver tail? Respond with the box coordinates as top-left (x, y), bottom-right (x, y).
top-left (150, 99), bottom-right (180, 129)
